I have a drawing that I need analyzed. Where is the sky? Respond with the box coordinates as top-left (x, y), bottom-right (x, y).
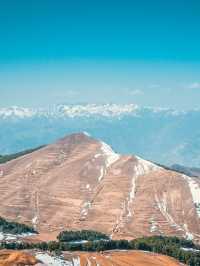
top-left (0, 0), bottom-right (200, 109)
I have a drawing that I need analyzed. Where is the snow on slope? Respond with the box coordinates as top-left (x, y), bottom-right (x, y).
top-left (127, 157), bottom-right (160, 218)
top-left (93, 141), bottom-right (121, 183)
top-left (135, 156), bottom-right (160, 174)
top-left (36, 253), bottom-right (80, 266)
top-left (183, 175), bottom-right (200, 218)
top-left (101, 142), bottom-right (120, 168)
top-left (0, 232), bottom-right (35, 241)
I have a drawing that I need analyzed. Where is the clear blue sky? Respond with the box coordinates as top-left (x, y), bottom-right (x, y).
top-left (0, 0), bottom-right (200, 109)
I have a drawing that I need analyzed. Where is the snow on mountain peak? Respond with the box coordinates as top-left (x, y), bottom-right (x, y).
top-left (0, 106), bottom-right (36, 119)
top-left (0, 104), bottom-right (138, 119)
top-left (57, 103), bottom-right (138, 117)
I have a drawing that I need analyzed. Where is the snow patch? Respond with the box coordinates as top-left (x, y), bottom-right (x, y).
top-left (149, 219), bottom-right (158, 233)
top-left (101, 142), bottom-right (120, 168)
top-left (81, 201), bottom-right (92, 217)
top-left (135, 156), bottom-right (160, 175)
top-left (183, 224), bottom-right (194, 241)
top-left (98, 167), bottom-right (104, 181)
top-left (0, 106), bottom-right (35, 119)
top-left (32, 216), bottom-right (38, 225)
top-left (83, 131), bottom-right (91, 137)
top-left (60, 104), bottom-right (138, 118)
top-left (183, 175), bottom-right (200, 217)
top-left (181, 247), bottom-right (200, 252)
top-left (155, 194), bottom-right (183, 232)
top-left (36, 252), bottom-right (80, 266)
top-left (155, 195), bottom-right (194, 240)
top-left (86, 184), bottom-right (90, 189)
top-left (0, 232), bottom-right (35, 241)
top-left (127, 159), bottom-right (159, 218)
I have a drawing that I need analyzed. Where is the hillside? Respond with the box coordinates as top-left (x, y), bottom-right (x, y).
top-left (0, 146), bottom-right (44, 164)
top-left (0, 133), bottom-right (199, 243)
top-left (0, 250), bottom-right (185, 266)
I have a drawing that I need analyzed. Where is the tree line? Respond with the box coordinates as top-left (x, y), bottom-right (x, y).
top-left (57, 230), bottom-right (109, 242)
top-left (0, 217), bottom-right (37, 234)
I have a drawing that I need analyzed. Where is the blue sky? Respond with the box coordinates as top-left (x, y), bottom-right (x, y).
top-left (0, 0), bottom-right (200, 109)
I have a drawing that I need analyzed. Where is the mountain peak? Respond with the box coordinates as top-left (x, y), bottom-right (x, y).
top-left (0, 134), bottom-right (200, 242)
top-left (56, 132), bottom-right (95, 146)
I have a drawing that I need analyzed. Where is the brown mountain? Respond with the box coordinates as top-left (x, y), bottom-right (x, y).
top-left (0, 133), bottom-right (200, 242)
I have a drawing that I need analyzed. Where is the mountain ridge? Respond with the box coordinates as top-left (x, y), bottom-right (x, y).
top-left (0, 104), bottom-right (196, 119)
top-left (0, 133), bottom-right (200, 243)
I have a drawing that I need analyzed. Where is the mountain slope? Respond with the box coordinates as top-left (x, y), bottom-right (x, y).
top-left (0, 133), bottom-right (200, 242)
top-left (0, 250), bottom-right (185, 266)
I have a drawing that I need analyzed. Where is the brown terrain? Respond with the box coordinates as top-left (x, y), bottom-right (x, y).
top-left (0, 250), bottom-right (185, 266)
top-left (0, 250), bottom-right (37, 266)
top-left (0, 133), bottom-right (200, 242)
top-left (74, 251), bottom-right (185, 266)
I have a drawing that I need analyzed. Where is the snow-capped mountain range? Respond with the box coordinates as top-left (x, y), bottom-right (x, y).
top-left (0, 104), bottom-right (191, 119)
top-left (0, 104), bottom-right (200, 168)
top-left (0, 104), bottom-right (139, 119)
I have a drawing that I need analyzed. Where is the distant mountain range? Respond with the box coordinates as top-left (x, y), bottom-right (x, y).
top-left (0, 104), bottom-right (200, 168)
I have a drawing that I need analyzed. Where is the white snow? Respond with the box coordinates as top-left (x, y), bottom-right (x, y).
top-left (81, 201), bottom-right (92, 217)
top-left (149, 219), bottom-right (158, 233)
top-left (0, 104), bottom-right (139, 120)
top-left (32, 216), bottom-right (38, 226)
top-left (96, 142), bottom-right (120, 182)
top-left (98, 167), bottom-right (104, 181)
top-left (59, 104), bottom-right (138, 118)
top-left (36, 252), bottom-right (80, 266)
top-left (0, 106), bottom-right (35, 119)
top-left (183, 224), bottom-right (194, 241)
top-left (94, 154), bottom-right (101, 158)
top-left (0, 232), bottom-right (35, 241)
top-left (101, 142), bottom-right (120, 168)
top-left (69, 240), bottom-right (88, 244)
top-left (183, 175), bottom-right (200, 217)
top-left (181, 247), bottom-right (200, 252)
top-left (135, 156), bottom-right (160, 175)
top-left (83, 131), bottom-right (91, 137)
top-left (155, 195), bottom-right (194, 240)
top-left (155, 194), bottom-right (183, 232)
top-left (86, 184), bottom-right (90, 189)
top-left (0, 232), bottom-right (4, 241)
top-left (127, 158), bottom-right (160, 218)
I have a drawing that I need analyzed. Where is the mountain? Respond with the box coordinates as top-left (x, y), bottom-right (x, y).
top-left (1, 104), bottom-right (200, 168)
top-left (0, 133), bottom-right (200, 242)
